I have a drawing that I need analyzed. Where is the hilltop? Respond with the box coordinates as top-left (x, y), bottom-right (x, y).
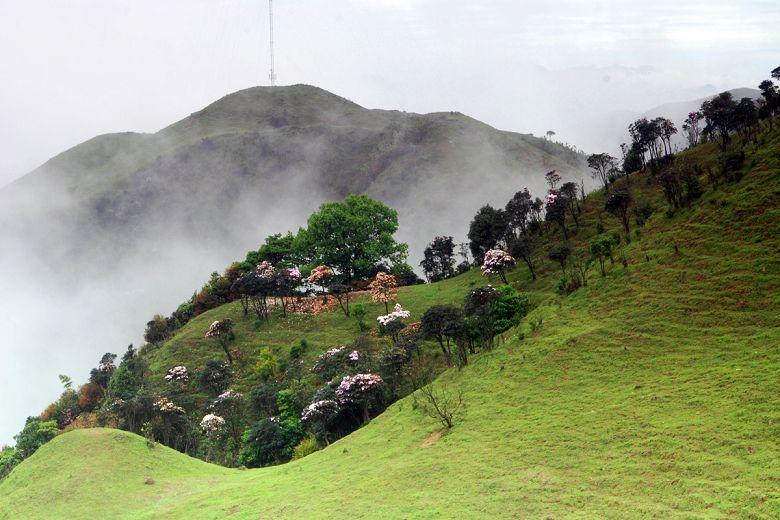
top-left (0, 84), bottom-right (588, 267)
top-left (1, 117), bottom-right (778, 518)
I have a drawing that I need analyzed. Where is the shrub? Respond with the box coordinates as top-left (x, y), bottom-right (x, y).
top-left (198, 360), bottom-right (233, 396)
top-left (634, 200), bottom-right (655, 226)
top-left (291, 435), bottom-right (320, 460)
top-left (239, 418), bottom-right (288, 467)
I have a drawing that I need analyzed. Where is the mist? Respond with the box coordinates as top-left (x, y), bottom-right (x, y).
top-left (1, 0), bottom-right (778, 444)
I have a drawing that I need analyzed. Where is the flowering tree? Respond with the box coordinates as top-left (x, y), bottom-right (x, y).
top-left (481, 249), bottom-right (515, 284)
top-left (310, 347), bottom-right (348, 379)
top-left (369, 272), bottom-right (398, 313)
top-left (200, 413), bottom-right (226, 438)
top-left (300, 399), bottom-right (340, 443)
top-left (205, 319), bottom-right (235, 364)
top-left (164, 366), bottom-right (188, 384)
top-left (376, 303), bottom-right (411, 342)
top-left (335, 373), bottom-right (383, 423)
top-left (210, 389), bottom-right (244, 453)
top-left (307, 265), bottom-right (334, 303)
top-left (273, 267), bottom-right (302, 317)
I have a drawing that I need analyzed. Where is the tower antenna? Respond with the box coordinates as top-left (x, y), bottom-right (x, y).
top-left (268, 0), bottom-right (276, 86)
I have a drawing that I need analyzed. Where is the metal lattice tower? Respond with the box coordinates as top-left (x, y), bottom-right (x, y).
top-left (268, 0), bottom-right (277, 86)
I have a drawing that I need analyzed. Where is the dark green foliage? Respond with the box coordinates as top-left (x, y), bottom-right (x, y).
top-left (468, 205), bottom-right (508, 264)
top-left (544, 195), bottom-right (570, 239)
top-left (420, 304), bottom-right (466, 367)
top-left (13, 418), bottom-right (58, 459)
top-left (247, 382), bottom-right (279, 420)
top-left (506, 234), bottom-right (536, 280)
top-left (301, 194), bottom-right (408, 283)
top-left (548, 243), bottom-right (572, 276)
top-left (420, 236), bottom-right (456, 282)
top-left (505, 189), bottom-right (533, 236)
top-left (634, 201), bottom-right (655, 227)
top-left (239, 419), bottom-right (288, 467)
top-left (144, 315), bottom-right (171, 345)
top-left (589, 236), bottom-right (614, 277)
top-left (198, 360), bottom-right (233, 396)
top-left (604, 188), bottom-right (633, 236)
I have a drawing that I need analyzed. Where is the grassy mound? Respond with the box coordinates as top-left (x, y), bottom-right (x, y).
top-left (1, 129), bottom-right (778, 518)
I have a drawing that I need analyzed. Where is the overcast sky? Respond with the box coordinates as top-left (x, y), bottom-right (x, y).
top-left (1, 0), bottom-right (778, 188)
top-left (0, 1), bottom-right (778, 444)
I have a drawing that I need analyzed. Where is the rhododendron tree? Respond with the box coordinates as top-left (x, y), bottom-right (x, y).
top-left (164, 365), bottom-right (189, 384)
top-left (481, 249), bottom-right (515, 284)
top-left (376, 303), bottom-right (411, 326)
top-left (310, 347), bottom-right (348, 379)
top-left (205, 319), bottom-right (235, 364)
top-left (377, 303), bottom-right (411, 342)
top-left (307, 265), bottom-right (335, 303)
top-left (335, 373), bottom-right (383, 423)
top-left (369, 272), bottom-right (398, 313)
top-left (200, 413), bottom-right (226, 437)
top-left (210, 389), bottom-right (245, 452)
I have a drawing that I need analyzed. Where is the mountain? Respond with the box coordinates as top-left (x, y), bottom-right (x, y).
top-left (0, 84), bottom-right (590, 446)
top-left (0, 84), bottom-right (589, 272)
top-left (1, 123), bottom-right (778, 518)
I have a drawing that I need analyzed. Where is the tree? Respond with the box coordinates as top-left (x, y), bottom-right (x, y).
top-left (544, 193), bottom-right (569, 239)
top-left (657, 117), bottom-right (677, 156)
top-left (505, 188), bottom-right (533, 237)
top-left (467, 205), bottom-right (508, 263)
top-left (301, 195), bottom-right (408, 283)
top-left (589, 236), bottom-right (614, 277)
top-left (252, 232), bottom-right (298, 267)
top-left (506, 234), bottom-right (537, 280)
top-left (545, 130), bottom-right (556, 140)
top-left (701, 91), bottom-right (738, 151)
top-left (480, 248), bottom-right (515, 284)
top-left (240, 418), bottom-right (288, 467)
top-left (335, 374), bottom-right (383, 424)
top-left (559, 182), bottom-right (580, 227)
top-left (544, 170), bottom-right (562, 191)
top-left (369, 272), bottom-right (398, 313)
top-left (414, 381), bottom-right (464, 429)
top-left (587, 153), bottom-right (617, 192)
top-left (144, 315), bottom-right (170, 345)
top-left (420, 305), bottom-right (466, 367)
top-left (604, 188), bottom-right (633, 236)
top-left (13, 418), bottom-right (58, 459)
top-left (205, 319), bottom-right (235, 364)
top-left (682, 111), bottom-right (704, 147)
top-left (419, 236), bottom-right (456, 282)
top-left (198, 360), bottom-right (233, 396)
top-left (548, 243), bottom-right (571, 277)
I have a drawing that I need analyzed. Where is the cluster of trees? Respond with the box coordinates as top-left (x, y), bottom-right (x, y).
top-left (144, 195), bottom-right (420, 345)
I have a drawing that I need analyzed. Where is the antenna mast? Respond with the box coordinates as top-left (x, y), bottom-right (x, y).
top-left (268, 0), bottom-right (276, 86)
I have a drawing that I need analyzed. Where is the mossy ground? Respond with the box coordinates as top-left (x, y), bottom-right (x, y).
top-left (1, 125), bottom-right (778, 519)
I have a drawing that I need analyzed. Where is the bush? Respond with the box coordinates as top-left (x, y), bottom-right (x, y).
top-left (239, 419), bottom-right (288, 467)
top-left (291, 435), bottom-right (320, 460)
top-left (634, 200), bottom-right (655, 226)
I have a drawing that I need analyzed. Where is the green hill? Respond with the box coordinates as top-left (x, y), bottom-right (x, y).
top-left (1, 125), bottom-right (778, 518)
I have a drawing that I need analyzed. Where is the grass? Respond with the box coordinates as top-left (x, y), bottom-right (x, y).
top-left (1, 124), bottom-right (778, 518)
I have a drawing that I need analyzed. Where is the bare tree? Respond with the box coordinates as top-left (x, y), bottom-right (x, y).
top-left (414, 380), bottom-right (464, 429)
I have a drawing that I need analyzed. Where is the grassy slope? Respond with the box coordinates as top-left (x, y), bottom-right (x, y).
top-left (1, 129), bottom-right (778, 519)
